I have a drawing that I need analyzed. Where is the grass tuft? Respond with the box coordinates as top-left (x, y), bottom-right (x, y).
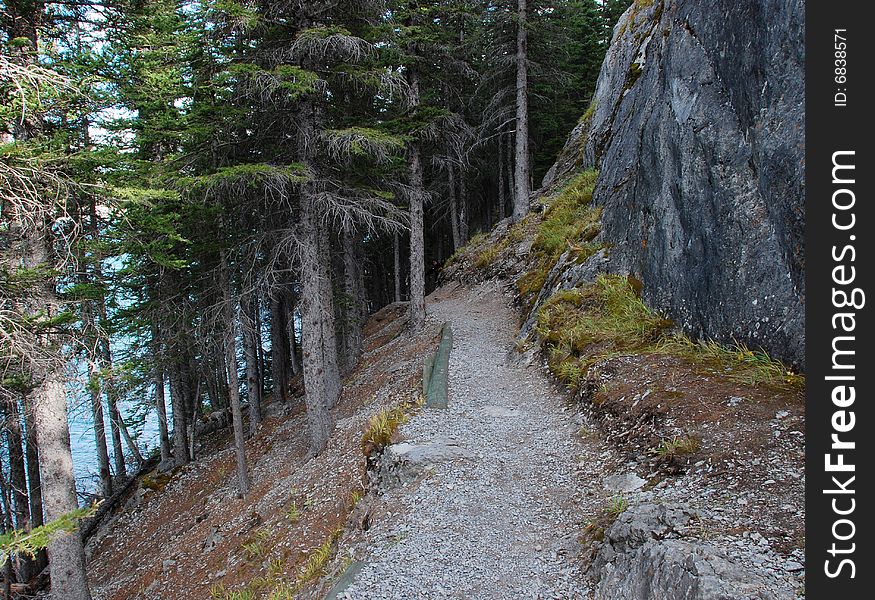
top-left (295, 528), bottom-right (342, 587)
top-left (650, 435), bottom-right (701, 459)
top-left (655, 335), bottom-right (804, 390)
top-left (360, 396), bottom-right (422, 457)
top-left (536, 275), bottom-right (673, 387)
top-left (517, 170), bottom-right (603, 303)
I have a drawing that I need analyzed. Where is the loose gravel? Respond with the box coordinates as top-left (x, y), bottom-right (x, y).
top-left (343, 282), bottom-right (613, 599)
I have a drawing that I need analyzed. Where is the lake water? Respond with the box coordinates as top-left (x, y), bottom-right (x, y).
top-left (68, 395), bottom-right (161, 498)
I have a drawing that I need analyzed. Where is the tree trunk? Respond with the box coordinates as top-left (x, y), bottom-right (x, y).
top-left (299, 197), bottom-right (334, 456)
top-left (114, 409), bottom-right (144, 466)
top-left (393, 233), bottom-right (402, 303)
top-left (22, 394), bottom-right (48, 574)
top-left (242, 294), bottom-right (262, 435)
top-left (4, 398), bottom-right (32, 530)
top-left (4, 396), bottom-right (34, 583)
top-left (513, 0), bottom-right (531, 221)
top-left (221, 254), bottom-right (250, 496)
top-left (407, 68), bottom-right (426, 331)
top-left (459, 171), bottom-right (469, 243)
top-left (33, 371), bottom-right (93, 600)
top-left (448, 163), bottom-right (461, 251)
top-left (317, 229), bottom-right (342, 408)
top-left (498, 131), bottom-right (506, 220)
top-left (86, 356), bottom-right (112, 499)
top-left (151, 325), bottom-right (171, 464)
top-left (284, 293), bottom-right (300, 377)
top-left (168, 363), bottom-right (190, 466)
top-left (297, 100), bottom-right (337, 455)
top-left (106, 388), bottom-right (125, 480)
top-left (269, 293), bottom-right (289, 404)
top-left (341, 228), bottom-right (364, 371)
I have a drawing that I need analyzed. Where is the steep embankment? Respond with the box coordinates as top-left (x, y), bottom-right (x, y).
top-left (545, 0), bottom-right (805, 367)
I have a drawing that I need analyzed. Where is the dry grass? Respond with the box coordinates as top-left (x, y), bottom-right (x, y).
top-left (536, 275), bottom-right (673, 388)
top-left (655, 336), bottom-right (804, 391)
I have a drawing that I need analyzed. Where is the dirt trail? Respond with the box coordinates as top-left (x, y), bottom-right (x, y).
top-left (343, 282), bottom-right (613, 599)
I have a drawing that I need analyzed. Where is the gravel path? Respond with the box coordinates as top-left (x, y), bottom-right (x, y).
top-left (343, 282), bottom-right (608, 599)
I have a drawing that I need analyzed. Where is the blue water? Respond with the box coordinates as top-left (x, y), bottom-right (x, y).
top-left (68, 395), bottom-right (161, 497)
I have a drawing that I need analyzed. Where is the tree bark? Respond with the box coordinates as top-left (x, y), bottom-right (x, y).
top-left (269, 293), bottom-right (289, 404)
top-left (151, 325), bottom-right (171, 464)
top-left (317, 228), bottom-right (342, 408)
top-left (86, 353), bottom-right (112, 499)
top-left (284, 293), bottom-right (300, 377)
top-left (513, 0), bottom-right (531, 222)
top-left (168, 362), bottom-right (190, 466)
top-left (459, 170), bottom-right (469, 243)
top-left (407, 67), bottom-right (426, 331)
top-left (498, 131), bottom-right (506, 220)
top-left (341, 228), bottom-right (364, 371)
top-left (448, 164), bottom-right (461, 251)
top-left (22, 394), bottom-right (48, 574)
top-left (114, 408), bottom-right (144, 466)
top-left (221, 254), bottom-right (250, 496)
top-left (33, 372), bottom-right (93, 600)
top-left (242, 293), bottom-right (262, 435)
top-left (299, 196), bottom-right (334, 456)
top-left (393, 233), bottom-right (402, 303)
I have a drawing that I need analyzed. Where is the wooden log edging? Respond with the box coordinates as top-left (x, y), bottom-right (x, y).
top-left (425, 322), bottom-right (452, 409)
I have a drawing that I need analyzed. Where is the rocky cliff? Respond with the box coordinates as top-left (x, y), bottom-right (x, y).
top-left (544, 0), bottom-right (805, 367)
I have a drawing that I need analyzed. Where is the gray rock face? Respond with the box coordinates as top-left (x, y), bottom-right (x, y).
top-left (546, 0), bottom-right (804, 367)
top-left (593, 503), bottom-right (775, 600)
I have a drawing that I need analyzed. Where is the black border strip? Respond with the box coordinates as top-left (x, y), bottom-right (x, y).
top-left (805, 2), bottom-right (871, 596)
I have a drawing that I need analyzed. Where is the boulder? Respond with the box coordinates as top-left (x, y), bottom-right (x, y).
top-left (544, 0), bottom-right (805, 367)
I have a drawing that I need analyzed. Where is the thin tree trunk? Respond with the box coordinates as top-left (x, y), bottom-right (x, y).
top-left (33, 371), bottom-right (92, 600)
top-left (86, 354), bottom-right (112, 498)
top-left (513, 0), bottom-right (531, 221)
top-left (106, 387), bottom-right (125, 480)
top-left (498, 131), bottom-right (506, 220)
top-left (151, 325), bottom-right (171, 464)
top-left (393, 233), bottom-right (402, 303)
top-left (242, 294), bottom-right (262, 435)
top-left (0, 470), bottom-right (15, 596)
top-left (114, 408), bottom-right (144, 466)
top-left (4, 398), bottom-right (31, 530)
top-left (459, 171), bottom-right (469, 243)
top-left (341, 228), bottom-right (364, 371)
top-left (221, 254), bottom-right (250, 496)
top-left (448, 163), bottom-right (461, 250)
top-left (285, 294), bottom-right (300, 377)
top-left (4, 396), bottom-right (33, 583)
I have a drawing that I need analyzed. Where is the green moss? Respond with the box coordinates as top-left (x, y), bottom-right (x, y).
top-left (578, 99), bottom-right (598, 125)
top-left (517, 170), bottom-right (604, 303)
top-left (625, 62), bottom-right (643, 90)
top-left (142, 472), bottom-right (173, 491)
